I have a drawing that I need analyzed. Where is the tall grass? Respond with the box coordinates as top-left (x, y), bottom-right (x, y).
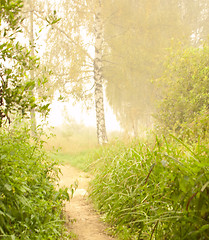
top-left (90, 136), bottom-right (209, 239)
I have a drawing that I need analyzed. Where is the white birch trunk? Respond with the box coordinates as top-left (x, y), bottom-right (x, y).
top-left (94, 1), bottom-right (108, 145)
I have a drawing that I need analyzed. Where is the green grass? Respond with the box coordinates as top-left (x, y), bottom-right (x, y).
top-left (90, 136), bottom-right (209, 240)
top-left (51, 149), bottom-right (99, 171)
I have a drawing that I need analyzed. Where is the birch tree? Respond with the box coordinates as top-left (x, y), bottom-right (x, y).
top-left (178, 0), bottom-right (209, 44)
top-left (27, 0), bottom-right (37, 132)
top-left (20, 0), bottom-right (52, 130)
top-left (38, 0), bottom-right (109, 144)
top-left (93, 0), bottom-right (107, 144)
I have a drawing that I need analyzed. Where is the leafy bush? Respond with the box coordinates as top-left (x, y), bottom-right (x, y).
top-left (0, 126), bottom-right (70, 239)
top-left (90, 137), bottom-right (209, 239)
top-left (155, 41), bottom-right (209, 140)
top-left (0, 0), bottom-right (50, 127)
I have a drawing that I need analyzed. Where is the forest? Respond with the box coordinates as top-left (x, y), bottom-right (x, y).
top-left (0, 0), bottom-right (208, 239)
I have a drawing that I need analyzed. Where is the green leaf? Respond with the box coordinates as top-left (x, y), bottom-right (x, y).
top-left (201, 181), bottom-right (209, 192)
top-left (0, 210), bottom-right (5, 216)
top-left (4, 183), bottom-right (12, 191)
top-left (11, 235), bottom-right (16, 240)
top-left (1, 155), bottom-right (7, 159)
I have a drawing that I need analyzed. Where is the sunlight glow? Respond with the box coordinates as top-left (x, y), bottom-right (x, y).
top-left (47, 99), bottom-right (121, 132)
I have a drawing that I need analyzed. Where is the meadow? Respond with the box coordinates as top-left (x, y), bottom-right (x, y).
top-left (1, 120), bottom-right (208, 240)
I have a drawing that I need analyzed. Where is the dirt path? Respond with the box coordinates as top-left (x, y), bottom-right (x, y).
top-left (59, 164), bottom-right (116, 240)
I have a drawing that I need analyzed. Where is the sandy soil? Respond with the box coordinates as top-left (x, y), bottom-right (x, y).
top-left (59, 164), bottom-right (116, 240)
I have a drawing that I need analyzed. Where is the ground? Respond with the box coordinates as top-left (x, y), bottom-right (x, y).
top-left (59, 164), bottom-right (116, 240)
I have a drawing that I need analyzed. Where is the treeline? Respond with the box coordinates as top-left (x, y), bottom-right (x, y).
top-left (1, 0), bottom-right (208, 141)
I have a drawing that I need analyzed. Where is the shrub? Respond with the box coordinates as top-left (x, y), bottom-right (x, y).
top-left (0, 126), bottom-right (70, 239)
top-left (155, 41), bottom-right (209, 141)
top-left (90, 137), bottom-right (209, 239)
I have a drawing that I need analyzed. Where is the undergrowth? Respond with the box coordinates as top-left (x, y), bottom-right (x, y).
top-left (90, 136), bottom-right (209, 240)
top-left (0, 126), bottom-right (72, 239)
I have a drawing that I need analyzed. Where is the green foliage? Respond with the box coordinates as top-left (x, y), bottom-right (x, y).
top-left (155, 41), bottom-right (209, 140)
top-left (90, 137), bottom-right (209, 239)
top-left (0, 0), bottom-right (50, 127)
top-left (0, 125), bottom-right (71, 239)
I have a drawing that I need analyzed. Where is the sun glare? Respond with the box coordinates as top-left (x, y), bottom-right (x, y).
top-left (47, 99), bottom-right (121, 132)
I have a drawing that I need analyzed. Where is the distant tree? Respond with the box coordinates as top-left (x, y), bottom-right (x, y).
top-left (155, 41), bottom-right (209, 139)
top-left (179, 0), bottom-right (209, 44)
top-left (0, 0), bottom-right (49, 127)
top-left (104, 0), bottom-right (191, 136)
top-left (37, 0), bottom-right (108, 145)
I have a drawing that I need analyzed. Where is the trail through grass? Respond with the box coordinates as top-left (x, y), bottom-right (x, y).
top-left (59, 164), bottom-right (116, 240)
top-left (50, 135), bottom-right (209, 240)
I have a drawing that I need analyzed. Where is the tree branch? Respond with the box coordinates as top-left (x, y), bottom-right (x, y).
top-left (34, 11), bottom-right (94, 63)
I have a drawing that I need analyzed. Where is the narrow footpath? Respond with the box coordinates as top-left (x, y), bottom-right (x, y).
top-left (59, 164), bottom-right (116, 240)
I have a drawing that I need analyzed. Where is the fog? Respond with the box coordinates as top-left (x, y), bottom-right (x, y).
top-left (22, 0), bottom-right (209, 144)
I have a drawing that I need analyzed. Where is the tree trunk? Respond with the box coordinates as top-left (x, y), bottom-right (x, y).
top-left (29, 0), bottom-right (37, 134)
top-left (94, 1), bottom-right (108, 145)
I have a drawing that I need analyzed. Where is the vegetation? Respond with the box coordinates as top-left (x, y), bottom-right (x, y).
top-left (45, 121), bottom-right (98, 154)
top-left (0, 125), bottom-right (71, 239)
top-left (0, 1), bottom-right (72, 239)
top-left (1, 0), bottom-right (209, 239)
top-left (52, 151), bottom-right (94, 172)
top-left (155, 41), bottom-right (209, 140)
top-left (0, 0), bottom-right (49, 127)
top-left (41, 0), bottom-right (108, 145)
top-left (89, 35), bottom-right (209, 240)
top-left (104, 0), bottom-right (191, 136)
top-left (90, 136), bottom-right (209, 240)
